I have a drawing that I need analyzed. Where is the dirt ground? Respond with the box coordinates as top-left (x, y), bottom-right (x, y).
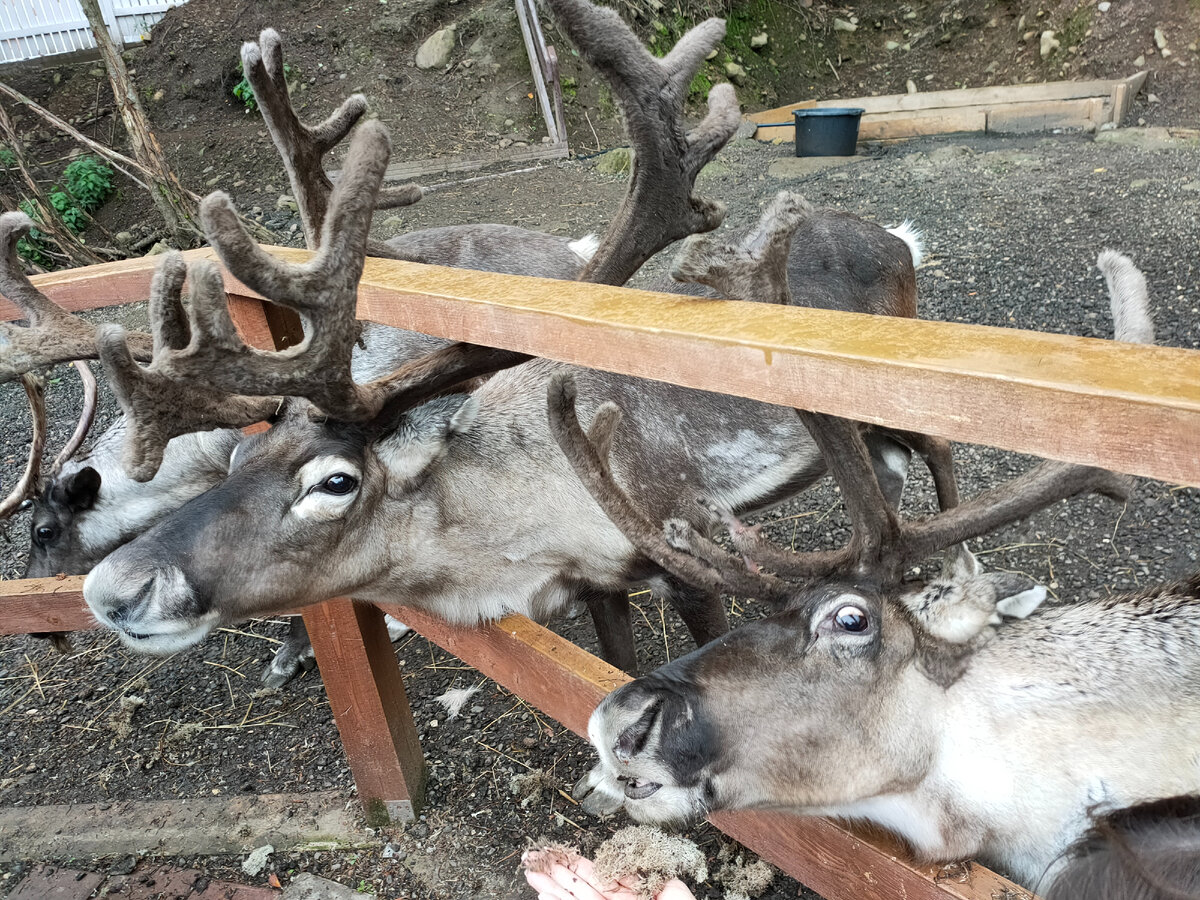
top-left (0, 0), bottom-right (1197, 252)
top-left (1, 123), bottom-right (1198, 898)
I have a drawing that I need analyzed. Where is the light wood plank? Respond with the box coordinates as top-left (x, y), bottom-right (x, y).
top-left (987, 97), bottom-right (1106, 134)
top-left (7, 248), bottom-right (1197, 486)
top-left (746, 78), bottom-right (1128, 123)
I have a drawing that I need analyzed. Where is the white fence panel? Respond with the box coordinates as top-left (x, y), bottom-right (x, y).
top-left (0, 0), bottom-right (188, 63)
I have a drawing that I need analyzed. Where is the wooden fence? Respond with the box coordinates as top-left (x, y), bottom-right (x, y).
top-left (0, 0), bottom-right (187, 63)
top-left (2, 249), bottom-right (1199, 900)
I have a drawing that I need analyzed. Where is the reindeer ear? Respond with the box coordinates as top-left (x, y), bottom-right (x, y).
top-left (987, 575), bottom-right (1047, 620)
top-left (54, 467), bottom-right (102, 512)
top-left (374, 394), bottom-right (478, 483)
top-left (902, 566), bottom-right (1047, 644)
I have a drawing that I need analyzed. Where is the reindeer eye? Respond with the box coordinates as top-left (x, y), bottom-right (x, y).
top-left (35, 525), bottom-right (57, 543)
top-left (834, 605), bottom-right (869, 633)
top-left (320, 473), bottom-right (358, 495)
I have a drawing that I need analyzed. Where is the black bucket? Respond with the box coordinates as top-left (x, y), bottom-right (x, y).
top-left (792, 107), bottom-right (864, 157)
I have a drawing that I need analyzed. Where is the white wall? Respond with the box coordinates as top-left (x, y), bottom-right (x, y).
top-left (0, 0), bottom-right (188, 64)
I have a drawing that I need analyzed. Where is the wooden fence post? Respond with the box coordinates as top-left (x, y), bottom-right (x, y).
top-left (302, 600), bottom-right (427, 825)
top-left (229, 292), bottom-right (427, 825)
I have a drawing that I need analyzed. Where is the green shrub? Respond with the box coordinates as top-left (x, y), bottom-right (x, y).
top-left (63, 156), bottom-right (114, 211)
top-left (0, 146), bottom-right (15, 168)
top-left (16, 199), bottom-right (50, 267)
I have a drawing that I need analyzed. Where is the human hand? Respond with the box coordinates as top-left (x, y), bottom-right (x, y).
top-left (522, 848), bottom-right (696, 900)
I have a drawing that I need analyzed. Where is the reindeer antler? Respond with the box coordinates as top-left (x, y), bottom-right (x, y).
top-left (671, 192), bottom-right (815, 304)
top-left (241, 29), bottom-right (422, 254)
top-left (552, 251), bottom-right (1146, 598)
top-left (547, 372), bottom-right (794, 604)
top-left (545, 0), bottom-right (740, 285)
top-left (0, 212), bottom-right (152, 382)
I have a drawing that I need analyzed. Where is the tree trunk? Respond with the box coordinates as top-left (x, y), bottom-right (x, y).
top-left (78, 0), bottom-right (200, 246)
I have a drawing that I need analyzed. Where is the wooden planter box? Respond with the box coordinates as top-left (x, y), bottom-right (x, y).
top-left (748, 73), bottom-right (1148, 144)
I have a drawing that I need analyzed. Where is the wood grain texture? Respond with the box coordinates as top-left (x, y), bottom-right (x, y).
top-left (7, 247), bottom-right (1197, 485)
top-left (746, 77), bottom-right (1131, 122)
top-left (0, 575), bottom-right (90, 634)
top-left (302, 599), bottom-right (426, 824)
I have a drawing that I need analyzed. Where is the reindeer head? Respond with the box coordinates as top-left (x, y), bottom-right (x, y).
top-left (47, 1), bottom-right (741, 654)
top-left (575, 559), bottom-right (1047, 826)
top-left (555, 251), bottom-right (1152, 829)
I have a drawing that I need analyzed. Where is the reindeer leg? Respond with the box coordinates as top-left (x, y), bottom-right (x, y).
top-left (578, 586), bottom-right (638, 674)
top-left (664, 576), bottom-right (729, 648)
top-left (262, 616), bottom-right (317, 688)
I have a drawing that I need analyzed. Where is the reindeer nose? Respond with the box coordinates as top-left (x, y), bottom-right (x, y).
top-left (84, 565), bottom-right (153, 628)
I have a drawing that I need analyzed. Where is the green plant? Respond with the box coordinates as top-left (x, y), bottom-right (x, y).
top-left (233, 61), bottom-right (294, 112)
top-left (16, 199), bottom-right (50, 267)
top-left (0, 145), bottom-right (15, 168)
top-left (232, 72), bottom-right (257, 111)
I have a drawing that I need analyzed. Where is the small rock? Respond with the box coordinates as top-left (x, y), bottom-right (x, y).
top-left (242, 844), bottom-right (274, 877)
top-left (504, 118), bottom-right (514, 127)
top-left (724, 61), bottom-right (747, 84)
top-left (1130, 178), bottom-right (1151, 189)
top-left (110, 855), bottom-right (138, 876)
top-left (144, 242), bottom-right (171, 257)
top-left (1134, 54), bottom-right (1146, 67)
top-left (906, 79), bottom-right (918, 94)
top-left (1023, 31), bottom-right (1037, 42)
top-left (985, 61), bottom-right (998, 74)
top-left (750, 32), bottom-right (768, 49)
top-left (832, 18), bottom-right (857, 32)
top-left (276, 194), bottom-right (297, 211)
top-left (1161, 48), bottom-right (1172, 58)
top-left (1148, 93), bottom-right (1160, 103)
top-left (205, 176), bottom-right (222, 187)
top-left (468, 37), bottom-right (485, 54)
top-left (1182, 181), bottom-right (1200, 192)
top-left (114, 231), bottom-right (133, 247)
top-left (595, 146), bottom-right (633, 175)
top-left (1097, 1), bottom-right (1110, 9)
top-left (884, 40), bottom-right (901, 51)
top-left (1154, 28), bottom-right (1168, 50)
top-left (1040, 30), bottom-right (1060, 59)
top-left (285, 873), bottom-right (371, 900)
top-left (705, 48), bottom-right (718, 60)
top-left (498, 137), bottom-right (513, 149)
top-left (382, 843), bottom-right (396, 859)
top-left (416, 26), bottom-right (456, 70)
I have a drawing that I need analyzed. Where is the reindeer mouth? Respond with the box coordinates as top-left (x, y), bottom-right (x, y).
top-left (623, 778), bottom-right (662, 800)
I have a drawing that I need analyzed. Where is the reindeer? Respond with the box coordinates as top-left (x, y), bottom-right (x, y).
top-left (5, 0), bottom-right (1114, 677)
top-left (565, 252), bottom-right (1200, 892)
top-left (1043, 795), bottom-right (1200, 900)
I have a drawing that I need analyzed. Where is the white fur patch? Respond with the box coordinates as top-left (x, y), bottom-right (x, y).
top-left (887, 220), bottom-right (925, 268)
top-left (435, 685), bottom-right (481, 719)
top-left (569, 233), bottom-right (600, 262)
top-left (292, 457), bottom-right (361, 521)
top-left (995, 585), bottom-right (1047, 620)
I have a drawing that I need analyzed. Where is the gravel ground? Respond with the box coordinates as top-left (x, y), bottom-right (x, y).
top-left (1, 129), bottom-right (1198, 899)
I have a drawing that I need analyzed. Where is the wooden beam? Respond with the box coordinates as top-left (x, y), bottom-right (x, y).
top-left (383, 603), bottom-right (628, 737)
top-left (302, 600), bottom-right (426, 824)
top-left (987, 97), bottom-right (1107, 134)
top-left (9, 248), bottom-right (1198, 486)
top-left (0, 575), bottom-right (90, 634)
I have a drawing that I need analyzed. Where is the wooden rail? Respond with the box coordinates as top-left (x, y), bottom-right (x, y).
top-left (5, 247), bottom-right (1196, 899)
top-left (7, 248), bottom-right (1199, 486)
